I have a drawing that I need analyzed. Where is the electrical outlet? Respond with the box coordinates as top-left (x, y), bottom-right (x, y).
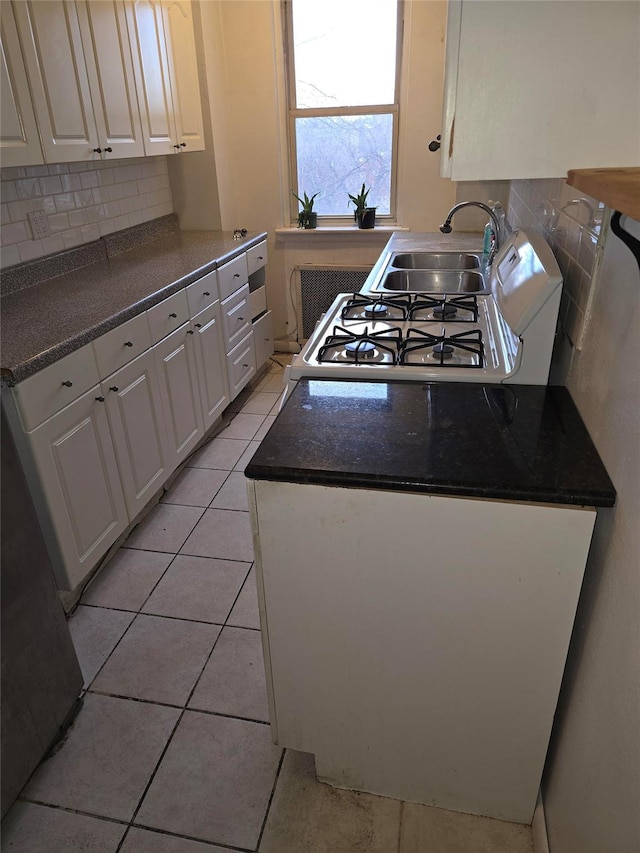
top-left (28, 210), bottom-right (51, 240)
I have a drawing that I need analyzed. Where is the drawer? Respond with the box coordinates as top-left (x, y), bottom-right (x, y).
top-left (147, 289), bottom-right (189, 344)
top-left (227, 330), bottom-right (256, 400)
top-left (12, 343), bottom-right (100, 431)
top-left (222, 283), bottom-right (251, 352)
top-left (247, 241), bottom-right (267, 276)
top-left (250, 285), bottom-right (267, 320)
top-left (186, 269), bottom-right (219, 317)
top-left (93, 312), bottom-right (152, 379)
top-left (218, 253), bottom-right (248, 301)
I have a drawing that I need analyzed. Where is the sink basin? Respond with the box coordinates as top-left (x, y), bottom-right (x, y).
top-left (380, 269), bottom-right (485, 293)
top-left (389, 252), bottom-right (481, 270)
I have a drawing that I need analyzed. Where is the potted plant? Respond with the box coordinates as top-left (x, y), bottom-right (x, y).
top-left (293, 190), bottom-right (319, 229)
top-left (348, 183), bottom-right (376, 229)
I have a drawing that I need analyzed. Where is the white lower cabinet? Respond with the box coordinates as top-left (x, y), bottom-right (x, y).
top-left (25, 386), bottom-right (128, 591)
top-left (227, 331), bottom-right (256, 400)
top-left (153, 322), bottom-right (203, 466)
top-left (102, 348), bottom-right (170, 519)
top-left (253, 310), bottom-right (274, 371)
top-left (192, 302), bottom-right (230, 430)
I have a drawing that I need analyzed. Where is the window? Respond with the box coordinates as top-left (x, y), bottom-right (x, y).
top-left (284, 0), bottom-right (402, 223)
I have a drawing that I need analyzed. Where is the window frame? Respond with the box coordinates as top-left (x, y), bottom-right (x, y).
top-left (283, 0), bottom-right (404, 226)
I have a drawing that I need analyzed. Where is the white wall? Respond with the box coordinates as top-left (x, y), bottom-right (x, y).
top-left (510, 183), bottom-right (640, 852)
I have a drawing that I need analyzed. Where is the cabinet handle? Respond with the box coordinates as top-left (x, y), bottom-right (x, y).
top-left (203, 291), bottom-right (210, 296)
top-left (109, 386), bottom-right (119, 392)
top-left (95, 396), bottom-right (105, 402)
top-left (169, 312), bottom-right (178, 318)
top-left (104, 146), bottom-right (112, 153)
top-left (265, 338), bottom-right (270, 342)
top-left (124, 341), bottom-right (133, 347)
top-left (180, 142), bottom-right (186, 148)
top-left (186, 329), bottom-right (194, 335)
top-left (194, 323), bottom-right (202, 328)
top-left (93, 147), bottom-right (102, 154)
top-left (61, 380), bottom-right (73, 387)
top-left (234, 273), bottom-right (240, 278)
top-left (242, 363), bottom-right (249, 368)
top-left (173, 144), bottom-right (181, 150)
top-left (428, 134), bottom-right (441, 152)
top-left (238, 316), bottom-right (244, 321)
top-left (258, 256), bottom-right (263, 260)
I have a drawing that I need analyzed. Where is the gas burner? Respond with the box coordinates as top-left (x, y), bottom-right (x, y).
top-left (400, 328), bottom-right (485, 368)
top-left (341, 294), bottom-right (410, 322)
top-left (410, 294), bottom-right (479, 323)
top-left (317, 325), bottom-right (402, 365)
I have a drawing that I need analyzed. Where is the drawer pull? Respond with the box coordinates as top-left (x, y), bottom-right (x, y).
top-left (187, 329), bottom-right (194, 335)
top-left (173, 144), bottom-right (181, 150)
top-left (95, 396), bottom-right (105, 403)
top-left (238, 316), bottom-right (245, 322)
top-left (180, 142), bottom-right (187, 148)
top-left (265, 338), bottom-right (271, 342)
top-left (104, 146), bottom-right (112, 153)
top-left (258, 256), bottom-right (263, 260)
top-left (203, 291), bottom-right (210, 296)
top-left (242, 363), bottom-right (249, 368)
top-left (93, 147), bottom-right (102, 154)
top-left (124, 341), bottom-right (134, 347)
top-left (169, 312), bottom-right (178, 318)
top-left (61, 380), bottom-right (73, 387)
top-left (109, 386), bottom-right (119, 392)
top-left (194, 323), bottom-right (202, 328)
top-left (234, 273), bottom-right (240, 278)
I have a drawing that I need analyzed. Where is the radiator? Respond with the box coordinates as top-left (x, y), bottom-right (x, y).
top-left (298, 267), bottom-right (371, 339)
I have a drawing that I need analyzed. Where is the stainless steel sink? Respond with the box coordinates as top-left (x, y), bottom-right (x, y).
top-left (389, 252), bottom-right (481, 270)
top-left (380, 269), bottom-right (485, 293)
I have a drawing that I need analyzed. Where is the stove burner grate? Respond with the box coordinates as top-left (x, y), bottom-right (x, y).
top-left (341, 294), bottom-right (411, 321)
top-left (318, 325), bottom-right (403, 364)
top-left (410, 294), bottom-right (479, 323)
top-left (400, 328), bottom-right (485, 367)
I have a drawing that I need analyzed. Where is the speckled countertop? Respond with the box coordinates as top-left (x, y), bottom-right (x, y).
top-left (0, 226), bottom-right (266, 383)
top-left (245, 379), bottom-right (616, 507)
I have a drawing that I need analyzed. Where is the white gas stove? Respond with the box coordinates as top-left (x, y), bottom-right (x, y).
top-left (284, 229), bottom-right (562, 391)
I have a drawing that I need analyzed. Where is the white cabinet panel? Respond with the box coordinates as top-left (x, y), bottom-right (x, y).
top-left (146, 288), bottom-right (189, 343)
top-left (103, 348), bottom-right (169, 518)
top-left (153, 322), bottom-right (203, 464)
top-left (247, 241), bottom-right (267, 276)
top-left (221, 283), bottom-right (251, 352)
top-left (218, 253), bottom-right (249, 301)
top-left (253, 310), bottom-right (274, 372)
top-left (92, 312), bottom-right (152, 378)
top-left (77, 0), bottom-right (145, 159)
top-left (227, 330), bottom-right (256, 399)
top-left (27, 386), bottom-right (127, 590)
top-left (0, 1), bottom-right (43, 166)
top-left (14, 0), bottom-right (99, 162)
top-left (186, 269), bottom-right (219, 317)
top-left (126, 0), bottom-right (175, 155)
top-left (162, 0), bottom-right (204, 152)
top-left (192, 302), bottom-right (229, 429)
top-left (442, 0), bottom-right (640, 180)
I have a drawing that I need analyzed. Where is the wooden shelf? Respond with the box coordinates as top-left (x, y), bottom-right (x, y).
top-left (567, 168), bottom-right (640, 221)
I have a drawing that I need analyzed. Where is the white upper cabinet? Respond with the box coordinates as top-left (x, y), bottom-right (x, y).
top-left (13, 0), bottom-right (144, 162)
top-left (13, 0), bottom-right (100, 163)
top-left (0, 1), bottom-right (43, 166)
top-left (76, 0), bottom-right (145, 159)
top-left (441, 0), bottom-right (640, 180)
top-left (162, 0), bottom-right (205, 151)
top-left (127, 0), bottom-right (204, 156)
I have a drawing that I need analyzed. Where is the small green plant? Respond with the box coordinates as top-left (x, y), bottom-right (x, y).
top-left (292, 190), bottom-right (319, 214)
top-left (348, 183), bottom-right (370, 217)
top-left (293, 190), bottom-right (319, 229)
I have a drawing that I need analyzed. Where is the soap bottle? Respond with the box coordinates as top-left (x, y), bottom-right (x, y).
top-left (482, 219), bottom-right (494, 269)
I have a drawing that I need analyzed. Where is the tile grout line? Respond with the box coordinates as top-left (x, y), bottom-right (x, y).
top-left (256, 748), bottom-right (287, 850)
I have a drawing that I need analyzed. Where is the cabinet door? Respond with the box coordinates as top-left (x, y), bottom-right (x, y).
top-left (0, 1), bottom-right (43, 166)
top-left (103, 348), bottom-right (170, 519)
top-left (162, 0), bottom-right (204, 152)
top-left (153, 323), bottom-right (203, 465)
top-left (76, 0), bottom-right (145, 159)
top-left (126, 0), bottom-right (176, 155)
top-left (253, 310), bottom-right (274, 372)
top-left (442, 0), bottom-right (640, 180)
top-left (13, 0), bottom-right (100, 163)
top-left (27, 386), bottom-right (127, 591)
top-left (192, 303), bottom-right (229, 430)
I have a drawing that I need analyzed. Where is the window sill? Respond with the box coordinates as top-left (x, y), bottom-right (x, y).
top-left (275, 225), bottom-right (409, 242)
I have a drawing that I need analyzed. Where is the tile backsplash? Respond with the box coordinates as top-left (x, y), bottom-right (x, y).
top-left (508, 178), bottom-right (606, 351)
top-left (0, 157), bottom-right (174, 270)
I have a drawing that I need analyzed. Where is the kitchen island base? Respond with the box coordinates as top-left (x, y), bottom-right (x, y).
top-left (247, 479), bottom-right (596, 824)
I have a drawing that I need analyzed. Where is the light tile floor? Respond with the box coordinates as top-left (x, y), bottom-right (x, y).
top-left (2, 354), bottom-right (534, 853)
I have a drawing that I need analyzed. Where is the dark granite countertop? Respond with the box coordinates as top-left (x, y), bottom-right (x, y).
top-left (245, 379), bottom-right (616, 507)
top-left (0, 225), bottom-right (266, 383)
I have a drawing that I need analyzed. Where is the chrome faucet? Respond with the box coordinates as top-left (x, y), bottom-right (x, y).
top-left (440, 201), bottom-right (503, 264)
